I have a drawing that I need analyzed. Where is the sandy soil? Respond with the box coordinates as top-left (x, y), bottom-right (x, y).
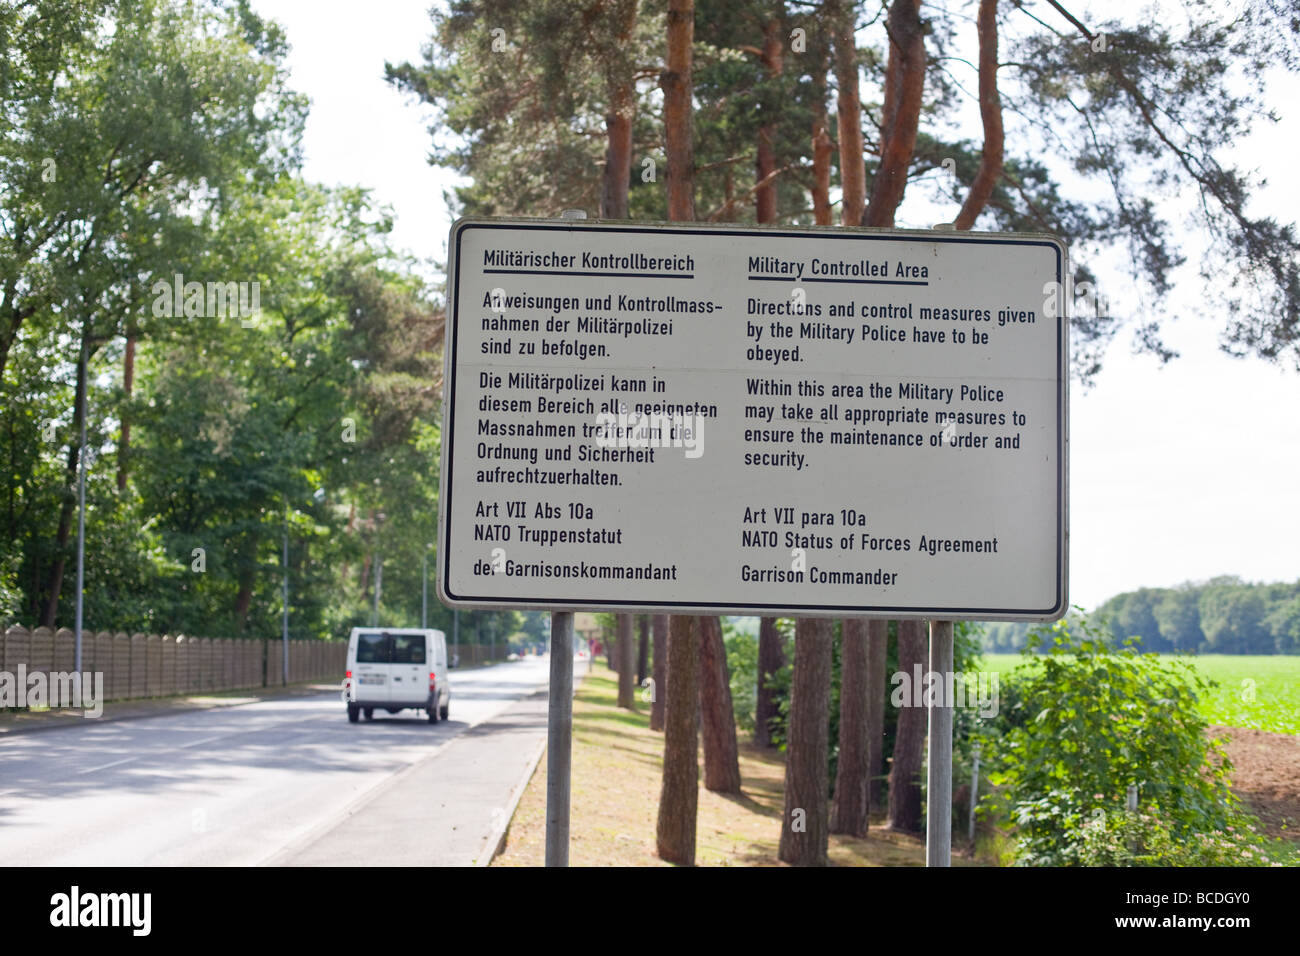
top-left (1209, 724), bottom-right (1300, 845)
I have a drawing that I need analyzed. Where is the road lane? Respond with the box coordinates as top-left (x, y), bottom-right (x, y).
top-left (0, 655), bottom-right (554, 865)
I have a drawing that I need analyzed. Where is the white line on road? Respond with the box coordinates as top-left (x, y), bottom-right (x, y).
top-left (77, 756), bottom-right (137, 775)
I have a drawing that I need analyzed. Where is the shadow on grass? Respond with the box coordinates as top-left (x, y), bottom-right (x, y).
top-left (578, 707), bottom-right (649, 730)
top-left (713, 788), bottom-right (781, 817)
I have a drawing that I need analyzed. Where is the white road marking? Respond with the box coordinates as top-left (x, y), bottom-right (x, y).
top-left (77, 756), bottom-right (137, 775)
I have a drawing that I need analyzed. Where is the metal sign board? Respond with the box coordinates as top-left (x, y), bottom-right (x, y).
top-left (437, 218), bottom-right (1068, 620)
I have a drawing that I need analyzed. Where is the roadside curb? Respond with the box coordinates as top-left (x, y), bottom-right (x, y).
top-left (477, 729), bottom-right (547, 867)
top-left (477, 662), bottom-right (588, 866)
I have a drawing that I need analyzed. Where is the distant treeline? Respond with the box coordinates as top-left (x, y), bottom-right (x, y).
top-left (981, 576), bottom-right (1300, 655)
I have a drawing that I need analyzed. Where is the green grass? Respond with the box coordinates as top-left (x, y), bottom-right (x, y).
top-left (976, 652), bottom-right (1300, 734)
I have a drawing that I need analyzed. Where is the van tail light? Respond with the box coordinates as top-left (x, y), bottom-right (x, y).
top-left (346, 670), bottom-right (352, 679)
top-left (429, 672), bottom-right (437, 693)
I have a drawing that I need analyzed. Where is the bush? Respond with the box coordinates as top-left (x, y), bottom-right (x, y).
top-left (983, 612), bottom-right (1247, 866)
top-left (1067, 809), bottom-right (1296, 867)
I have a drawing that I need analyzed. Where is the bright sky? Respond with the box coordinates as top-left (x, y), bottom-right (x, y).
top-left (251, 0), bottom-right (1299, 611)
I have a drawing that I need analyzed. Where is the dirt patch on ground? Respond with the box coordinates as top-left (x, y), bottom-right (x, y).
top-left (1209, 724), bottom-right (1300, 845)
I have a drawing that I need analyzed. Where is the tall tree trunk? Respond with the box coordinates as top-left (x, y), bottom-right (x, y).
top-left (117, 334), bottom-right (134, 491)
top-left (656, 1), bottom-right (700, 867)
top-left (234, 566), bottom-right (255, 632)
top-left (831, 618), bottom-right (869, 835)
top-left (755, 17), bottom-right (784, 223)
top-left (40, 331), bottom-right (89, 626)
top-left (601, 0), bottom-right (639, 218)
top-left (866, 618), bottom-right (889, 811)
top-left (828, 0), bottom-right (867, 225)
top-left (810, 36), bottom-right (834, 226)
top-left (651, 613), bottom-right (668, 731)
top-left (601, 81), bottom-right (634, 219)
top-left (637, 613), bottom-right (649, 684)
top-left (617, 613), bottom-right (635, 707)
top-left (755, 616), bottom-right (785, 747)
top-left (889, 619), bottom-right (927, 831)
top-left (657, 613), bottom-right (700, 864)
top-left (698, 615), bottom-right (742, 793)
top-left (661, 0), bottom-right (696, 222)
top-left (864, 0), bottom-right (926, 226)
top-left (779, 616), bottom-right (832, 865)
top-left (954, 0), bottom-right (1003, 229)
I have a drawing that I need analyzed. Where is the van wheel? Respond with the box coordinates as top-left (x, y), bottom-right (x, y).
top-left (440, 700), bottom-right (449, 720)
top-left (427, 706), bottom-right (439, 724)
top-left (347, 704), bottom-right (359, 723)
top-left (363, 707), bottom-right (374, 721)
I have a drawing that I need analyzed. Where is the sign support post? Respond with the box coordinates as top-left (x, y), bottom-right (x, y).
top-left (545, 610), bottom-right (574, 866)
top-left (926, 619), bottom-right (954, 866)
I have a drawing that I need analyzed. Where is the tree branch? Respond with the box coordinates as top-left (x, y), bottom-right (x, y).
top-left (954, 0), bottom-right (1003, 229)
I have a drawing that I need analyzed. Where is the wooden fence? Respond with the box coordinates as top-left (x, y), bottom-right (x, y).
top-left (0, 625), bottom-right (346, 702)
top-left (1, 626), bottom-right (509, 704)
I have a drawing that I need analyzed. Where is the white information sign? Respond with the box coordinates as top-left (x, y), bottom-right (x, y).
top-left (437, 219), bottom-right (1068, 620)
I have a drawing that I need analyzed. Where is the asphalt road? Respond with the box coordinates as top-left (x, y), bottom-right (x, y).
top-left (0, 655), bottom-right (560, 866)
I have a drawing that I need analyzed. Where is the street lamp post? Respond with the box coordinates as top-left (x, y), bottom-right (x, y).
top-left (281, 514), bottom-right (289, 685)
top-left (73, 336), bottom-right (87, 674)
top-left (370, 512), bottom-right (385, 627)
top-left (421, 545), bottom-right (430, 629)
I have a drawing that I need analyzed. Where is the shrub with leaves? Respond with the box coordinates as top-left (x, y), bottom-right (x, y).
top-left (983, 612), bottom-right (1245, 866)
top-left (1067, 808), bottom-right (1296, 867)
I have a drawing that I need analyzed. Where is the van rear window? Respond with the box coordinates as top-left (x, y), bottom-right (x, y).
top-left (354, 632), bottom-right (426, 664)
top-left (392, 634), bottom-right (426, 664)
top-left (355, 633), bottom-right (391, 663)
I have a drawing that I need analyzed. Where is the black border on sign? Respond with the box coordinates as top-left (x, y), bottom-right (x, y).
top-left (437, 219), bottom-right (1068, 621)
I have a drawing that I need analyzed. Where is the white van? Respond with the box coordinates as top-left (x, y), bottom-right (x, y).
top-left (344, 628), bottom-right (451, 724)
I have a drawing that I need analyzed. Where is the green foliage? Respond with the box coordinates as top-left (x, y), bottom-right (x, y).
top-left (764, 617), bottom-right (795, 750)
top-left (983, 612), bottom-right (1250, 866)
top-left (0, 1), bottom-right (495, 643)
top-left (981, 578), bottom-right (1300, 655)
top-left (722, 617), bottom-right (757, 734)
top-left (1067, 808), bottom-right (1297, 867)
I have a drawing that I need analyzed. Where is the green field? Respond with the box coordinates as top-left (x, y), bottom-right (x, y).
top-left (977, 653), bottom-right (1300, 734)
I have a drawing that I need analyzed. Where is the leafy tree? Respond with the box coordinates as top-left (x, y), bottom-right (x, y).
top-left (1264, 593), bottom-right (1300, 653)
top-left (1, 0), bottom-right (305, 626)
top-left (1097, 588), bottom-right (1168, 651)
top-left (1153, 586), bottom-right (1206, 652)
top-left (1199, 577), bottom-right (1270, 653)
